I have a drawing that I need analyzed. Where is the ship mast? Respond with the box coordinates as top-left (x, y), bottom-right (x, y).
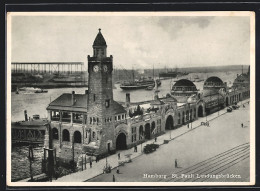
top-left (132, 66), bottom-right (135, 82)
top-left (153, 64), bottom-right (155, 80)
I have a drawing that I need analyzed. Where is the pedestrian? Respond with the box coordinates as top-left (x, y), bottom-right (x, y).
top-left (175, 159), bottom-right (178, 168)
top-left (113, 174), bottom-right (115, 182)
top-left (116, 167), bottom-right (120, 174)
top-left (243, 104), bottom-right (245, 108)
top-left (155, 137), bottom-right (157, 142)
top-left (241, 123), bottom-right (244, 128)
top-left (118, 153), bottom-right (120, 160)
top-left (135, 145), bottom-right (137, 152)
top-left (90, 159), bottom-right (92, 168)
top-left (187, 123), bottom-right (189, 128)
top-left (96, 156), bottom-right (98, 163)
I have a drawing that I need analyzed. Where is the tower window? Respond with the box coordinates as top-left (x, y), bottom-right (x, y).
top-left (105, 99), bottom-right (110, 108)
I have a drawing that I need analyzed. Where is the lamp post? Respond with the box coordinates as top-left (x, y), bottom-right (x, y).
top-left (169, 121), bottom-right (172, 140)
top-left (44, 122), bottom-right (54, 182)
top-left (218, 92), bottom-right (220, 116)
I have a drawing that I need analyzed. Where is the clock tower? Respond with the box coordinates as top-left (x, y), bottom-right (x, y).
top-left (86, 29), bottom-right (115, 154)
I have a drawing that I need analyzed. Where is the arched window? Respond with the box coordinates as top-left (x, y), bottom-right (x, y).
top-left (74, 131), bottom-right (82, 143)
top-left (62, 129), bottom-right (70, 142)
top-left (151, 122), bottom-right (156, 134)
top-left (139, 125), bottom-right (144, 140)
top-left (52, 128), bottom-right (59, 140)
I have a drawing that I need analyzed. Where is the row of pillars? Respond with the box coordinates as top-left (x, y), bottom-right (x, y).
top-left (12, 63), bottom-right (83, 74)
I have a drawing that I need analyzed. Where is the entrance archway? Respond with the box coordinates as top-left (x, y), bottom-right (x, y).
top-left (139, 125), bottom-right (144, 140)
top-left (226, 97), bottom-right (229, 106)
top-left (73, 131), bottom-right (82, 143)
top-left (198, 105), bottom-right (203, 117)
top-left (165, 115), bottom-right (174, 130)
top-left (145, 123), bottom-right (151, 139)
top-left (151, 122), bottom-right (156, 134)
top-left (116, 133), bottom-right (127, 150)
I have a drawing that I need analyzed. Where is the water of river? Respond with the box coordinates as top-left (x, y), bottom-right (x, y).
top-left (10, 71), bottom-right (240, 181)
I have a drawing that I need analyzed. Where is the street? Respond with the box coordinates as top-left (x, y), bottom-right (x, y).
top-left (88, 102), bottom-right (250, 182)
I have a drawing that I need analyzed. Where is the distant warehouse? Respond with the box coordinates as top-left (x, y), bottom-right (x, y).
top-left (11, 62), bottom-right (84, 74)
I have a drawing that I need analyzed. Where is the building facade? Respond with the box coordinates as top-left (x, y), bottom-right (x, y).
top-left (44, 29), bottom-right (250, 166)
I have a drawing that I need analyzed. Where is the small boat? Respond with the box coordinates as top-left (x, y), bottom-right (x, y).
top-left (19, 87), bottom-right (41, 92)
top-left (145, 86), bottom-right (154, 90)
top-left (156, 79), bottom-right (161, 86)
top-left (35, 89), bottom-right (48, 93)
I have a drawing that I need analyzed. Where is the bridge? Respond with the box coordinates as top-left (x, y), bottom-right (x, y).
top-left (11, 62), bottom-right (84, 74)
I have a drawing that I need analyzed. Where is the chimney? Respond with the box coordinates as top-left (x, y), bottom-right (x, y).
top-left (125, 93), bottom-right (130, 107)
top-left (72, 91), bottom-right (75, 105)
top-left (24, 110), bottom-right (28, 121)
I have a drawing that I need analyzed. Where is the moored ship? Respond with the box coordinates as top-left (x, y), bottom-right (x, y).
top-left (120, 78), bottom-right (155, 90)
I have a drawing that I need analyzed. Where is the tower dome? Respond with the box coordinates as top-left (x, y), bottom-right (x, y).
top-left (203, 76), bottom-right (225, 90)
top-left (92, 29), bottom-right (107, 58)
top-left (93, 28), bottom-right (107, 47)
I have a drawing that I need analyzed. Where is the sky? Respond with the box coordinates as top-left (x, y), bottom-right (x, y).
top-left (10, 14), bottom-right (251, 70)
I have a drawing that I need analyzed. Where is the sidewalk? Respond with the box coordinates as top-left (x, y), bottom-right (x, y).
top-left (54, 99), bottom-right (248, 182)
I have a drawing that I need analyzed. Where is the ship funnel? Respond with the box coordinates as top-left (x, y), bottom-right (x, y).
top-left (24, 110), bottom-right (28, 121)
top-left (126, 93), bottom-right (130, 107)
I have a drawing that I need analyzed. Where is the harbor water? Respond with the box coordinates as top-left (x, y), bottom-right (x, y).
top-left (10, 71), bottom-right (239, 181)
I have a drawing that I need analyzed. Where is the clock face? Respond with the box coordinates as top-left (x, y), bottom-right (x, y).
top-left (93, 65), bottom-right (99, 73)
top-left (103, 65), bottom-right (108, 72)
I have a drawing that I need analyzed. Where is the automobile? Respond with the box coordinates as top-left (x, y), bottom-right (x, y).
top-left (143, 144), bottom-right (160, 154)
top-left (232, 105), bottom-right (240, 110)
top-left (227, 107), bottom-right (232, 112)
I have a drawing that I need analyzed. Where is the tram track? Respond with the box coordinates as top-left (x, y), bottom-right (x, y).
top-left (157, 142), bottom-right (250, 182)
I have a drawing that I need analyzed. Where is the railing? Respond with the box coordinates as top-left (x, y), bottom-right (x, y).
top-left (72, 119), bottom-right (83, 124)
top-left (51, 117), bottom-right (60, 121)
top-left (61, 118), bottom-right (71, 123)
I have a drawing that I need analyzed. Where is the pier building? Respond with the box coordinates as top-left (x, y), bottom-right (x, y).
top-left (171, 79), bottom-right (198, 103)
top-left (43, 29), bottom-right (250, 166)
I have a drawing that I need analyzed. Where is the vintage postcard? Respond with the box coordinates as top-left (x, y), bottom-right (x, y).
top-left (6, 11), bottom-right (255, 186)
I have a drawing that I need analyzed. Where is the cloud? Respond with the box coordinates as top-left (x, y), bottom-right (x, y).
top-left (155, 17), bottom-right (214, 39)
top-left (10, 15), bottom-right (250, 70)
